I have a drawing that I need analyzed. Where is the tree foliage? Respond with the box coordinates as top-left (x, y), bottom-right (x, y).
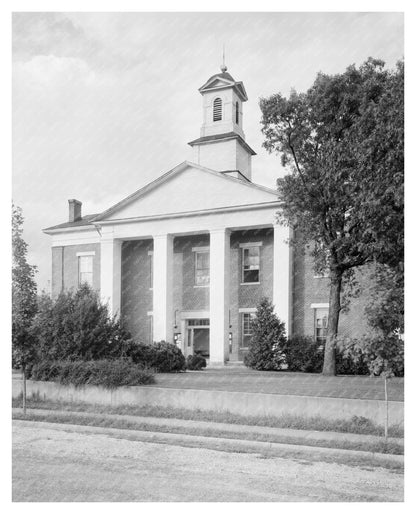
top-left (12, 204), bottom-right (38, 369)
top-left (244, 297), bottom-right (286, 371)
top-left (260, 58), bottom-right (404, 375)
top-left (32, 284), bottom-right (131, 362)
top-left (365, 263), bottom-right (404, 337)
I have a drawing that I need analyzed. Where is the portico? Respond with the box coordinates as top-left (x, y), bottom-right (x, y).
top-left (96, 186), bottom-right (290, 364)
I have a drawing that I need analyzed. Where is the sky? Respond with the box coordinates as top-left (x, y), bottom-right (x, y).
top-left (12, 12), bottom-right (404, 292)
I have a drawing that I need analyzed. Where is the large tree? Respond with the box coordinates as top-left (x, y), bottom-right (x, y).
top-left (12, 204), bottom-right (38, 413)
top-left (260, 58), bottom-right (404, 375)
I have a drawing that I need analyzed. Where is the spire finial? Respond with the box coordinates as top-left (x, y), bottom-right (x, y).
top-left (220, 43), bottom-right (227, 73)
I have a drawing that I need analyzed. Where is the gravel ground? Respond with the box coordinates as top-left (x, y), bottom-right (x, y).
top-left (12, 420), bottom-right (403, 502)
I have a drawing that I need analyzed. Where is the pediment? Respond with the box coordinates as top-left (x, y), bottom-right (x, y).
top-left (203, 78), bottom-right (234, 90)
top-left (95, 162), bottom-right (278, 222)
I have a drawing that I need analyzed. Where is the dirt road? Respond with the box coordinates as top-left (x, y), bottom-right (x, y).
top-left (12, 420), bottom-right (403, 502)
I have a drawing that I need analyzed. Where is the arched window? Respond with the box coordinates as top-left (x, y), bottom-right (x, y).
top-left (213, 98), bottom-right (222, 122)
top-left (235, 101), bottom-right (239, 124)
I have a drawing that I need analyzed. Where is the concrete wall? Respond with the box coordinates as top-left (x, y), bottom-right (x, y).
top-left (13, 379), bottom-right (404, 427)
top-left (51, 243), bottom-right (101, 298)
top-left (292, 244), bottom-right (374, 338)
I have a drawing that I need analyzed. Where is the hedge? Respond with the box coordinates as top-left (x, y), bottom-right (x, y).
top-left (29, 359), bottom-right (155, 389)
top-left (122, 340), bottom-right (186, 372)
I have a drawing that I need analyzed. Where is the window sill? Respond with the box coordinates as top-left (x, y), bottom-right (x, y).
top-left (194, 285), bottom-right (209, 288)
top-left (313, 275), bottom-right (329, 279)
top-left (240, 282), bottom-right (260, 286)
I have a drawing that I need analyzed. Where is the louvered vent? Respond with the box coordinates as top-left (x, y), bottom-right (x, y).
top-left (213, 97), bottom-right (222, 121)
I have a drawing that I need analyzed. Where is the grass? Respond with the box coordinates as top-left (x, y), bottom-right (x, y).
top-left (13, 393), bottom-right (404, 438)
top-left (12, 408), bottom-right (404, 456)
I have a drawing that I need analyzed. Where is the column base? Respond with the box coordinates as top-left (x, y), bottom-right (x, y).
top-left (206, 360), bottom-right (226, 368)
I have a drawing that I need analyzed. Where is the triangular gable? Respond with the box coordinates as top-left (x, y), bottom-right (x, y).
top-left (199, 76), bottom-right (248, 101)
top-left (93, 162), bottom-right (278, 222)
top-left (200, 77), bottom-right (235, 91)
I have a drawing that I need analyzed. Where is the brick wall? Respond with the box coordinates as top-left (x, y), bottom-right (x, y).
top-left (51, 243), bottom-right (100, 298)
top-left (292, 244), bottom-right (374, 339)
top-left (120, 240), bottom-right (153, 343)
top-left (230, 228), bottom-right (274, 361)
top-left (174, 235), bottom-right (210, 312)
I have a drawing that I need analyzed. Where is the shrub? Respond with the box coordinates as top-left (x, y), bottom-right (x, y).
top-left (337, 334), bottom-right (404, 377)
top-left (31, 284), bottom-right (131, 363)
top-left (244, 298), bottom-right (286, 371)
top-left (186, 354), bottom-right (207, 371)
top-left (123, 340), bottom-right (186, 372)
top-left (29, 359), bottom-right (155, 389)
top-left (282, 335), bottom-right (323, 373)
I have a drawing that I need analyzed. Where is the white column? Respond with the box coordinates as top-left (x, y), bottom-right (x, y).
top-left (209, 228), bottom-right (230, 365)
top-left (153, 234), bottom-right (174, 343)
top-left (100, 237), bottom-right (122, 316)
top-left (273, 224), bottom-right (291, 335)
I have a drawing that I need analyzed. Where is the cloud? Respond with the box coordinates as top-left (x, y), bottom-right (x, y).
top-left (13, 54), bottom-right (96, 89)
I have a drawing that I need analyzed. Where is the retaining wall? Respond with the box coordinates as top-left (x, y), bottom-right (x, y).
top-left (12, 379), bottom-right (404, 427)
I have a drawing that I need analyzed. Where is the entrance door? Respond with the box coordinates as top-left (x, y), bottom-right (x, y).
top-left (186, 319), bottom-right (209, 358)
top-left (192, 328), bottom-right (209, 357)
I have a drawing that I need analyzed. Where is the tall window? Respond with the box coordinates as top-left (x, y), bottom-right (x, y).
top-left (213, 97), bottom-right (222, 122)
top-left (241, 312), bottom-right (255, 349)
top-left (242, 246), bottom-right (260, 283)
top-left (78, 255), bottom-right (93, 286)
top-left (235, 100), bottom-right (239, 124)
top-left (195, 251), bottom-right (210, 286)
top-left (315, 308), bottom-right (328, 344)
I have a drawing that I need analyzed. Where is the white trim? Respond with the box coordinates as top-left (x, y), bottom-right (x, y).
top-left (147, 311), bottom-right (153, 316)
top-left (44, 225), bottom-right (99, 235)
top-left (51, 231), bottom-right (100, 247)
top-left (192, 246), bottom-right (209, 252)
top-left (313, 273), bottom-right (329, 279)
top-left (193, 285), bottom-right (209, 289)
top-left (310, 303), bottom-right (329, 309)
top-left (180, 310), bottom-right (209, 319)
top-left (238, 308), bottom-right (256, 313)
top-left (238, 242), bottom-right (263, 248)
top-left (94, 202), bottom-right (279, 226)
top-left (240, 282), bottom-right (260, 286)
top-left (76, 251), bottom-right (95, 257)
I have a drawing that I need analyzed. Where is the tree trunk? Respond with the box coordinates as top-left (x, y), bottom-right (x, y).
top-left (22, 365), bottom-right (26, 416)
top-left (384, 376), bottom-right (389, 442)
top-left (322, 272), bottom-right (343, 376)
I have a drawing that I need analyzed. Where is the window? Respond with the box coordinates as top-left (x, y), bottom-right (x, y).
top-left (195, 251), bottom-right (210, 286)
top-left (235, 100), bottom-right (239, 124)
top-left (314, 308), bottom-right (328, 345)
top-left (242, 246), bottom-right (260, 283)
top-left (78, 255), bottom-right (93, 286)
top-left (188, 319), bottom-right (209, 326)
top-left (213, 97), bottom-right (222, 122)
top-left (241, 312), bottom-right (255, 349)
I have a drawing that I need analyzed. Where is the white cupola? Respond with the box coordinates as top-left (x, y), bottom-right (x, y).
top-left (188, 64), bottom-right (256, 182)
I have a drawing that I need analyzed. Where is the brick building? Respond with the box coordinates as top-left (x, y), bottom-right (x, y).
top-left (44, 65), bottom-right (371, 364)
